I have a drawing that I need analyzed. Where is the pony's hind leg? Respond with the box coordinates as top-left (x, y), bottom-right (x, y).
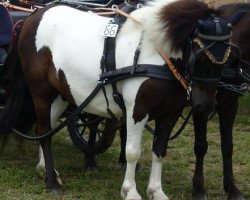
top-left (36, 145), bottom-right (46, 177)
top-left (121, 109), bottom-right (148, 200)
top-left (36, 96), bottom-right (68, 180)
top-left (84, 121), bottom-right (98, 171)
top-left (192, 113), bottom-right (208, 200)
top-left (36, 146), bottom-right (60, 180)
top-left (119, 121), bottom-right (127, 166)
top-left (217, 93), bottom-right (244, 200)
top-left (34, 95), bottom-right (68, 192)
top-left (39, 136), bottom-right (60, 192)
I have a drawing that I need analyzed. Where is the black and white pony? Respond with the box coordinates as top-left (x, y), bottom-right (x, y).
top-left (0, 0), bottom-right (245, 199)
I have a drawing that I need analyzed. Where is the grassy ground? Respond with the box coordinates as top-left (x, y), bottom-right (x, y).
top-left (0, 95), bottom-right (249, 200)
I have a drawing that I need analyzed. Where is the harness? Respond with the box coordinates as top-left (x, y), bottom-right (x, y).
top-left (186, 15), bottom-right (232, 87)
top-left (99, 4), bottom-right (137, 121)
top-left (219, 58), bottom-right (250, 95)
top-left (12, 3), bottom-right (183, 141)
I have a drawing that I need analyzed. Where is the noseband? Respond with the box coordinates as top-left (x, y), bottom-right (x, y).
top-left (186, 14), bottom-right (237, 88)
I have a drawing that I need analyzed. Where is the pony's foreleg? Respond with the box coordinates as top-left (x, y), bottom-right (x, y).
top-left (121, 110), bottom-right (147, 200)
top-left (147, 115), bottom-right (179, 200)
top-left (192, 113), bottom-right (208, 200)
top-left (147, 153), bottom-right (168, 200)
top-left (217, 95), bottom-right (244, 200)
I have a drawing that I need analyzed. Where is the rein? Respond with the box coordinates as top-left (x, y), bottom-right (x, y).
top-left (156, 47), bottom-right (189, 91)
top-left (95, 7), bottom-right (141, 24)
top-left (0, 2), bottom-right (34, 12)
top-left (144, 108), bottom-right (193, 141)
top-left (239, 59), bottom-right (250, 84)
top-left (219, 58), bottom-right (250, 95)
top-left (12, 83), bottom-right (103, 140)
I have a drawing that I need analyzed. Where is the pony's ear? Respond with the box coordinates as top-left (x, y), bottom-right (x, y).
top-left (227, 11), bottom-right (246, 28)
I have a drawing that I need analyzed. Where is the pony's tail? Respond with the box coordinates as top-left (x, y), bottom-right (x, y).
top-left (0, 21), bottom-right (36, 150)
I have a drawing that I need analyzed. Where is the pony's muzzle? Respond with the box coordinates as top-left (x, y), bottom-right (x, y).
top-left (191, 85), bottom-right (217, 115)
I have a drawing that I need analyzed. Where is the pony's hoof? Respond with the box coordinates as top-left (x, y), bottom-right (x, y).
top-left (56, 176), bottom-right (63, 186)
top-left (45, 188), bottom-right (61, 195)
top-left (121, 187), bottom-right (142, 200)
top-left (84, 162), bottom-right (98, 171)
top-left (226, 186), bottom-right (245, 200)
top-left (227, 194), bottom-right (245, 200)
top-left (193, 193), bottom-right (208, 200)
top-left (36, 164), bottom-right (45, 178)
top-left (147, 188), bottom-right (169, 200)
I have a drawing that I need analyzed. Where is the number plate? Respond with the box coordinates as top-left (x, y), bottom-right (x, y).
top-left (100, 23), bottom-right (119, 38)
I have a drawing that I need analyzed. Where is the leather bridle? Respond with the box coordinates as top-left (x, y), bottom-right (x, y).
top-left (185, 14), bottom-right (238, 89)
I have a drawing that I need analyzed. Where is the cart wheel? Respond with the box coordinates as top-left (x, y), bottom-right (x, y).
top-left (67, 112), bottom-right (118, 154)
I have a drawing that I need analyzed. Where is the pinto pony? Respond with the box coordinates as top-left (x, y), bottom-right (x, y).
top-left (0, 0), bottom-right (245, 199)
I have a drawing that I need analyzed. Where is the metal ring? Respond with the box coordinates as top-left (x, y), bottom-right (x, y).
top-left (137, 3), bottom-right (144, 9)
top-left (111, 4), bottom-right (118, 10)
top-left (124, 0), bottom-right (130, 5)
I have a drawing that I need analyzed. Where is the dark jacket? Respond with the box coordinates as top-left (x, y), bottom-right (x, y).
top-left (0, 2), bottom-right (13, 46)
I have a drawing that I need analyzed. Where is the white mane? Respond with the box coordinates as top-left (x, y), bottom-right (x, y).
top-left (128, 0), bottom-right (182, 58)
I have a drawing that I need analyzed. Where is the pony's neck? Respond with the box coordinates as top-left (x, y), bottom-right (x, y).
top-left (131, 0), bottom-right (182, 59)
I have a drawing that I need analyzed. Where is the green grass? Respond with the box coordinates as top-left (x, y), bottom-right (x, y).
top-left (0, 97), bottom-right (249, 200)
top-left (239, 94), bottom-right (250, 113)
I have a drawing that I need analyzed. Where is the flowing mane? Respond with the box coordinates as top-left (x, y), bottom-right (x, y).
top-left (158, 0), bottom-right (216, 52)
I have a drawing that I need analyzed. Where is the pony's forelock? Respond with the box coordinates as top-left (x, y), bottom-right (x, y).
top-left (158, 0), bottom-right (215, 53)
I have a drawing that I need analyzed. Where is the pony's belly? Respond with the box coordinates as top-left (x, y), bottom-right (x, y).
top-left (72, 83), bottom-right (123, 118)
top-left (66, 76), bottom-right (148, 119)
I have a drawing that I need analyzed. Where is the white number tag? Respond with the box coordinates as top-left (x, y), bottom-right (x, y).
top-left (100, 23), bottom-right (118, 37)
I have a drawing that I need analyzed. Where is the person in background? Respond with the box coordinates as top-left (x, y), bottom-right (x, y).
top-left (0, 1), bottom-right (13, 67)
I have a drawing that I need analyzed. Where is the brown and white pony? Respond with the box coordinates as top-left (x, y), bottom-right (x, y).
top-left (0, 0), bottom-right (245, 199)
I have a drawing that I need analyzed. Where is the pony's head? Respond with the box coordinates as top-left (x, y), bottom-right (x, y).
top-left (159, 0), bottom-right (245, 115)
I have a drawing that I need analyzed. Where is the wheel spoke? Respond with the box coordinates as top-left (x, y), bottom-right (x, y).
top-left (97, 132), bottom-right (101, 140)
top-left (80, 126), bottom-right (87, 136)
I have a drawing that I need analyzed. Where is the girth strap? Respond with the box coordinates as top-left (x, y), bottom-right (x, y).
top-left (99, 64), bottom-right (177, 84)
